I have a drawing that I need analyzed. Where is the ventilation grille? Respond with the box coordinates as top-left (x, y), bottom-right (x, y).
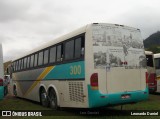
top-left (69, 82), bottom-right (84, 102)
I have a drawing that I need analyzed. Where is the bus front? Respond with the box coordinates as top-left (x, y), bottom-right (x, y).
top-left (85, 23), bottom-right (148, 108)
top-left (145, 51), bottom-right (156, 93)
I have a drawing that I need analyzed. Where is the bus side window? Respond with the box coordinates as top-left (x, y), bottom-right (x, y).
top-left (38, 51), bottom-right (43, 66)
top-left (44, 49), bottom-right (49, 64)
top-left (65, 40), bottom-right (74, 60)
top-left (13, 62), bottom-right (15, 72)
top-left (30, 54), bottom-right (34, 68)
top-left (81, 36), bottom-right (85, 57)
top-left (57, 44), bottom-right (63, 62)
top-left (27, 56), bottom-right (31, 68)
top-left (16, 61), bottom-right (18, 71)
top-left (75, 37), bottom-right (85, 58)
top-left (81, 47), bottom-right (84, 56)
top-left (24, 57), bottom-right (27, 69)
top-left (34, 53), bottom-right (38, 67)
top-left (49, 46), bottom-right (56, 63)
top-left (75, 38), bottom-right (81, 58)
top-left (21, 58), bottom-right (24, 70)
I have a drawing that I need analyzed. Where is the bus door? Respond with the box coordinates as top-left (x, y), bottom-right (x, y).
top-left (146, 55), bottom-right (156, 92)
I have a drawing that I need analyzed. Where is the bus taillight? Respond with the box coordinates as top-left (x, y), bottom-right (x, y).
top-left (0, 78), bottom-right (3, 86)
top-left (90, 73), bottom-right (98, 90)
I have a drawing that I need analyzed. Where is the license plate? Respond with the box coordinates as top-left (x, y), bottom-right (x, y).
top-left (121, 94), bottom-right (130, 99)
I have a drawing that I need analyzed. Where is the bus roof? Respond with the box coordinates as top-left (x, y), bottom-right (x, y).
top-left (145, 51), bottom-right (153, 55)
top-left (154, 53), bottom-right (160, 58)
top-left (12, 23), bottom-right (140, 61)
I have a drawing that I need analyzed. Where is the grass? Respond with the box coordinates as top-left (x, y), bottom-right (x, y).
top-left (0, 94), bottom-right (160, 119)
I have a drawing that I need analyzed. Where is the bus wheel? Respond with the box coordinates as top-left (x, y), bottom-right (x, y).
top-left (48, 88), bottom-right (58, 110)
top-left (40, 88), bottom-right (49, 107)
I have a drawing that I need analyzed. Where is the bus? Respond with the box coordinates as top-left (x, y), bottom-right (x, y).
top-left (154, 53), bottom-right (160, 93)
top-left (11, 23), bottom-right (148, 109)
top-left (145, 51), bottom-right (156, 93)
top-left (0, 44), bottom-right (4, 99)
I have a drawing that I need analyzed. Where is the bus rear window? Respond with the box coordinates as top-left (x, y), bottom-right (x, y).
top-left (146, 55), bottom-right (153, 67)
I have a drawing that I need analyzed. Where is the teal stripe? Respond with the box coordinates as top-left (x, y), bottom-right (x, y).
top-left (44, 61), bottom-right (85, 80)
top-left (88, 85), bottom-right (149, 108)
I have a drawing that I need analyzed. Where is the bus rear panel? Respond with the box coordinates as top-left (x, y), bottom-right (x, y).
top-left (86, 23), bottom-right (148, 108)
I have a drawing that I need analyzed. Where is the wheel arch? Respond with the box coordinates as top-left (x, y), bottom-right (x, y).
top-left (47, 85), bottom-right (60, 106)
top-left (39, 84), bottom-right (47, 102)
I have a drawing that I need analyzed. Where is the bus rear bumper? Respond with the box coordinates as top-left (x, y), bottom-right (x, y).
top-left (88, 85), bottom-right (149, 108)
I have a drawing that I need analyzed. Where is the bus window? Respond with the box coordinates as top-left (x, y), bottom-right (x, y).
top-left (155, 58), bottom-right (160, 69)
top-left (146, 55), bottom-right (153, 67)
top-left (38, 51), bottom-right (43, 66)
top-left (24, 57), bottom-right (27, 69)
top-left (81, 36), bottom-right (85, 56)
top-left (15, 61), bottom-right (18, 71)
top-left (12, 62), bottom-right (14, 72)
top-left (65, 40), bottom-right (74, 60)
top-left (75, 38), bottom-right (81, 58)
top-left (34, 53), bottom-right (38, 67)
top-left (44, 49), bottom-right (49, 64)
top-left (21, 59), bottom-right (24, 70)
top-left (30, 55), bottom-right (34, 68)
top-left (57, 45), bottom-right (63, 62)
top-left (49, 46), bottom-right (56, 63)
top-left (27, 56), bottom-right (30, 68)
top-left (18, 60), bottom-right (21, 70)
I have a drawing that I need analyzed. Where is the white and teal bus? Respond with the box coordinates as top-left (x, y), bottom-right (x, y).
top-left (11, 23), bottom-right (148, 109)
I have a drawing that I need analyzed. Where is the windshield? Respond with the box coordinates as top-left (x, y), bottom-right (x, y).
top-left (92, 24), bottom-right (146, 69)
top-left (146, 55), bottom-right (154, 67)
top-left (155, 58), bottom-right (160, 69)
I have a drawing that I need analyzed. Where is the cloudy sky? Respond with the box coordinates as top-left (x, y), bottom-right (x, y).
top-left (0, 0), bottom-right (160, 62)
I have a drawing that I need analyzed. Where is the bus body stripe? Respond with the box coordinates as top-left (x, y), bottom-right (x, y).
top-left (24, 66), bottom-right (54, 96)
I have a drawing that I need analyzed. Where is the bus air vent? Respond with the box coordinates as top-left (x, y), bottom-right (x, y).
top-left (69, 82), bottom-right (84, 103)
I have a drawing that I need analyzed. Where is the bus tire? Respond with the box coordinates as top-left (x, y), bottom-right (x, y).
top-left (40, 87), bottom-right (49, 107)
top-left (48, 88), bottom-right (58, 110)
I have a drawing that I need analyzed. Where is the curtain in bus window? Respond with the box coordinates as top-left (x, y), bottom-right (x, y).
top-left (65, 40), bottom-right (74, 60)
top-left (27, 56), bottom-right (30, 68)
top-left (44, 50), bottom-right (49, 64)
top-left (24, 57), bottom-right (27, 69)
top-left (57, 45), bottom-right (62, 61)
top-left (75, 38), bottom-right (81, 58)
top-left (50, 47), bottom-right (56, 63)
top-left (21, 59), bottom-right (24, 70)
top-left (38, 51), bottom-right (43, 66)
top-left (34, 54), bottom-right (38, 67)
top-left (30, 55), bottom-right (34, 67)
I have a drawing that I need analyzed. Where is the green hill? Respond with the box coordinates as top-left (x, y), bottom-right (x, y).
top-left (143, 31), bottom-right (160, 53)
